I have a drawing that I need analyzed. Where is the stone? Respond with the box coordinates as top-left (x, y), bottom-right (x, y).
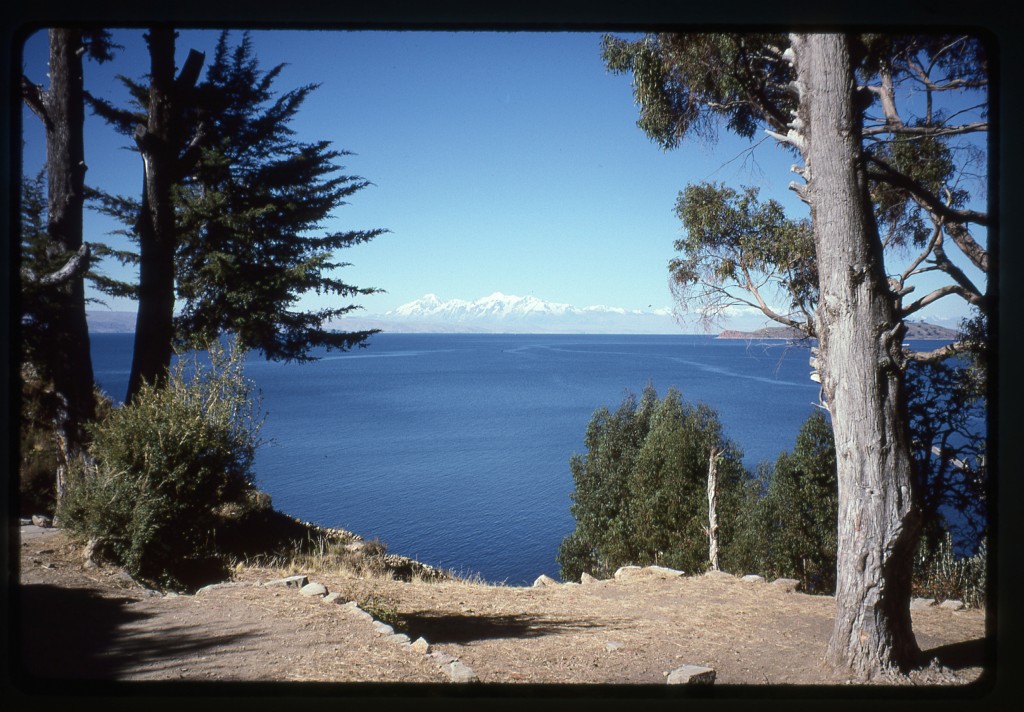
top-left (740, 574), bottom-right (765, 583)
top-left (910, 597), bottom-right (936, 610)
top-left (666, 665), bottom-right (716, 684)
top-left (430, 651), bottom-right (458, 666)
top-left (770, 578), bottom-right (800, 593)
top-left (445, 661), bottom-right (479, 683)
top-left (613, 565), bottom-right (643, 579)
top-left (263, 575), bottom-right (308, 589)
top-left (605, 641), bottom-right (624, 652)
top-left (580, 573), bottom-right (599, 585)
top-left (704, 570), bottom-right (734, 580)
top-left (386, 633), bottom-right (411, 645)
top-left (940, 599), bottom-right (965, 611)
top-left (374, 622), bottom-right (395, 635)
top-left (533, 574), bottom-right (558, 587)
top-left (299, 582), bottom-right (328, 597)
top-left (31, 514), bottom-right (53, 528)
top-left (647, 565), bottom-right (685, 577)
top-left (411, 637), bottom-right (431, 654)
top-left (196, 582), bottom-right (248, 595)
top-left (322, 592), bottom-right (343, 604)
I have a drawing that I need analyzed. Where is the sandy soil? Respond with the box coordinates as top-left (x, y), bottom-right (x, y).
top-left (9, 524), bottom-right (991, 696)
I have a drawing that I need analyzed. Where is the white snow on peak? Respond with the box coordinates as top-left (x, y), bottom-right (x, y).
top-left (380, 293), bottom-right (678, 333)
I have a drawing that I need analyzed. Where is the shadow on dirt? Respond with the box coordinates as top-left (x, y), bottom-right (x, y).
top-left (919, 637), bottom-right (989, 671)
top-left (397, 610), bottom-right (608, 644)
top-left (12, 583), bottom-right (252, 682)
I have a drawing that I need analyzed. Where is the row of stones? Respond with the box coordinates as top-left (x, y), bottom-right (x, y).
top-left (198, 575), bottom-right (479, 683)
top-left (535, 565), bottom-right (970, 610)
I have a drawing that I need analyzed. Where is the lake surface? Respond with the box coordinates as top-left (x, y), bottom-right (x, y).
top-left (89, 332), bottom-right (954, 585)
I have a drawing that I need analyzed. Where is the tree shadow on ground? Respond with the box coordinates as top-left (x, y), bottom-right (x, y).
top-left (13, 583), bottom-right (252, 682)
top-left (919, 637), bottom-right (989, 671)
top-left (396, 611), bottom-right (609, 645)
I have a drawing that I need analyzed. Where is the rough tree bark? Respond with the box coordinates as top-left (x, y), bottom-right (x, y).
top-left (126, 30), bottom-right (204, 402)
top-left (22, 29), bottom-right (97, 502)
top-left (791, 33), bottom-right (921, 679)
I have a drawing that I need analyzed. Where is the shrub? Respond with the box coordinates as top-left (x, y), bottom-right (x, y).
top-left (913, 530), bottom-right (987, 609)
top-left (60, 340), bottom-right (265, 591)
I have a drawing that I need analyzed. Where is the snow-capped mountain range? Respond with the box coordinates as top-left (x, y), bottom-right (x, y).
top-left (334, 292), bottom-right (682, 334)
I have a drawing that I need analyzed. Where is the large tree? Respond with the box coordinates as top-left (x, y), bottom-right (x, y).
top-left (21, 29), bottom-right (115, 502)
top-left (603, 32), bottom-right (988, 679)
top-left (88, 30), bottom-right (384, 400)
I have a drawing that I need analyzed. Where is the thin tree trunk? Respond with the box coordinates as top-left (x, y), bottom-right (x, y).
top-left (707, 447), bottom-right (721, 572)
top-left (125, 29), bottom-right (194, 402)
top-left (33, 29), bottom-right (97, 502)
top-left (792, 32), bottom-right (921, 679)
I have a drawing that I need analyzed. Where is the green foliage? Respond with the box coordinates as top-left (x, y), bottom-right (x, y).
top-left (558, 386), bottom-right (749, 581)
top-left (59, 340), bottom-right (265, 591)
top-left (173, 32), bottom-right (386, 361)
top-left (600, 33), bottom-right (795, 149)
top-left (85, 30), bottom-right (385, 365)
top-left (670, 182), bottom-right (816, 323)
top-left (744, 411), bottom-right (838, 594)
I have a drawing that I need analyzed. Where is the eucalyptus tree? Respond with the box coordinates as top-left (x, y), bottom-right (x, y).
top-left (88, 30), bottom-right (385, 401)
top-left (558, 386), bottom-right (749, 581)
top-left (602, 32), bottom-right (988, 678)
top-left (20, 29), bottom-right (116, 501)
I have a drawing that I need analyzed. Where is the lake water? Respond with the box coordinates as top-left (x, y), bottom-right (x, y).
top-left (89, 332), bottom-right (955, 585)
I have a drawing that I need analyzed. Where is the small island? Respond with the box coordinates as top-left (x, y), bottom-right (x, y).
top-left (718, 322), bottom-right (957, 341)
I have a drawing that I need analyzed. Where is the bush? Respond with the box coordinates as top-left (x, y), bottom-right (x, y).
top-left (59, 340), bottom-right (265, 591)
top-left (558, 385), bottom-right (750, 581)
top-left (913, 530), bottom-right (987, 608)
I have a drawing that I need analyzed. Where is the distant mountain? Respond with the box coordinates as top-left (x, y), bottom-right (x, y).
top-left (718, 322), bottom-right (958, 341)
top-left (331, 292), bottom-right (682, 334)
top-left (86, 311), bottom-right (136, 333)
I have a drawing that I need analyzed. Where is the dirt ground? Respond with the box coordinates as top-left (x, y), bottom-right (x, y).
top-left (9, 524), bottom-right (991, 697)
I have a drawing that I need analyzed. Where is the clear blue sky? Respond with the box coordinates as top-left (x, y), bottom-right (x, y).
top-left (20, 29), bottom-right (986, 330)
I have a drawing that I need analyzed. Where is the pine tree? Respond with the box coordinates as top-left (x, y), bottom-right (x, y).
top-left (87, 30), bottom-right (385, 399)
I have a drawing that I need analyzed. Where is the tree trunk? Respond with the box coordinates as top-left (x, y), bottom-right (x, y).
top-left (35, 29), bottom-right (97, 502)
top-left (791, 33), bottom-right (921, 679)
top-left (125, 29), bottom-right (190, 402)
top-left (707, 447), bottom-right (721, 572)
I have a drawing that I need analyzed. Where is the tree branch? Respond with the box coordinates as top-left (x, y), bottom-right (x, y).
top-left (865, 154), bottom-right (989, 227)
top-left (902, 283), bottom-right (977, 317)
top-left (862, 121), bottom-right (987, 138)
top-left (21, 75), bottom-right (50, 126)
top-left (22, 243), bottom-right (91, 287)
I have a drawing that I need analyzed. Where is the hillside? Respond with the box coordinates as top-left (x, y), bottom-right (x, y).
top-left (16, 523), bottom-right (986, 688)
top-left (718, 322), bottom-right (958, 341)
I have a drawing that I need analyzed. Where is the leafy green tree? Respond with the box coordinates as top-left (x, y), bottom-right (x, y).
top-left (88, 30), bottom-right (384, 400)
top-left (558, 386), bottom-right (748, 581)
top-left (754, 411), bottom-right (838, 594)
top-left (602, 31), bottom-right (988, 678)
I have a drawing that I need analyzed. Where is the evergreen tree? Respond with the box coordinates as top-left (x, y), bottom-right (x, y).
top-left (88, 30), bottom-right (384, 399)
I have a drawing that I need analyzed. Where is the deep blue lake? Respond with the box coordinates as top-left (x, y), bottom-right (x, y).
top-left (90, 332), bottom-right (956, 585)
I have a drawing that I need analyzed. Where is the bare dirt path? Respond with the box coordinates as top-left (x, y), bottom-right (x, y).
top-left (9, 524), bottom-right (989, 693)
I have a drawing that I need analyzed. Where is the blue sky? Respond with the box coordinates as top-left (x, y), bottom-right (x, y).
top-left (20, 29), bottom-right (987, 331)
